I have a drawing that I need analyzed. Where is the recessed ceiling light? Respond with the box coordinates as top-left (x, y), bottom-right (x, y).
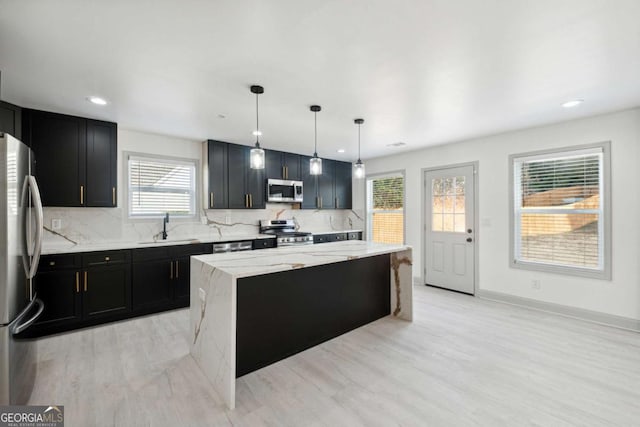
top-left (252, 130), bottom-right (262, 136)
top-left (562, 99), bottom-right (584, 108)
top-left (386, 142), bottom-right (406, 147)
top-left (337, 149), bottom-right (345, 153)
top-left (87, 96), bottom-right (108, 106)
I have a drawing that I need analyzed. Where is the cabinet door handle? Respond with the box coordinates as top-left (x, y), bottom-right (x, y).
top-left (316, 196), bottom-right (320, 209)
top-left (112, 187), bottom-right (116, 206)
top-left (80, 185), bottom-right (84, 205)
top-left (75, 271), bottom-right (80, 293)
top-left (210, 192), bottom-right (214, 208)
top-left (320, 197), bottom-right (323, 209)
top-left (249, 193), bottom-right (253, 208)
top-left (84, 271), bottom-right (88, 292)
top-left (285, 166), bottom-right (289, 179)
top-left (335, 197), bottom-right (338, 209)
top-left (282, 166), bottom-right (286, 179)
top-left (170, 261), bottom-right (174, 279)
top-left (175, 260), bottom-right (179, 279)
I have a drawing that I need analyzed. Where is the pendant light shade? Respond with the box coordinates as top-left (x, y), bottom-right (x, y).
top-left (249, 85), bottom-right (265, 169)
top-left (353, 118), bottom-right (365, 179)
top-left (309, 105), bottom-right (322, 175)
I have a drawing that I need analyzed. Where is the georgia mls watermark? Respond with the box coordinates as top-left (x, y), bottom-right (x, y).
top-left (0, 406), bottom-right (64, 427)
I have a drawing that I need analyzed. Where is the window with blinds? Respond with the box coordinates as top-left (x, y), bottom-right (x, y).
top-left (366, 174), bottom-right (404, 244)
top-left (511, 143), bottom-right (610, 278)
top-left (127, 154), bottom-right (197, 217)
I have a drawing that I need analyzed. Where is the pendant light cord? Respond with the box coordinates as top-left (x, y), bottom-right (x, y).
top-left (357, 122), bottom-right (361, 161)
top-left (255, 93), bottom-right (260, 146)
top-left (314, 111), bottom-right (318, 156)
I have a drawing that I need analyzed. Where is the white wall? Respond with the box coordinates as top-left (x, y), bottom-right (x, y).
top-left (359, 108), bottom-right (640, 320)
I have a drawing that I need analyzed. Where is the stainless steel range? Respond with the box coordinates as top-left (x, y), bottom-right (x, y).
top-left (259, 219), bottom-right (314, 246)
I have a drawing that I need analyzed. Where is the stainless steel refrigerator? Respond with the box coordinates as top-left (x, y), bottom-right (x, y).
top-left (0, 132), bottom-right (44, 405)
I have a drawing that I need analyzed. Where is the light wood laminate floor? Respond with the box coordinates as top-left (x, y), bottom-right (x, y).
top-left (29, 285), bottom-right (640, 426)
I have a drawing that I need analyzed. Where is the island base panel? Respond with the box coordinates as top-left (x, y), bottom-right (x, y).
top-left (236, 254), bottom-right (390, 377)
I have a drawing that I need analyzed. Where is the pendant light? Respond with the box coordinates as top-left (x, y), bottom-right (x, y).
top-left (249, 85), bottom-right (265, 169)
top-left (309, 105), bottom-right (322, 175)
top-left (353, 118), bottom-right (365, 179)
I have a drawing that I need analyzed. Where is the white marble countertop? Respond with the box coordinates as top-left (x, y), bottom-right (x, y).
top-left (41, 234), bottom-right (276, 255)
top-left (192, 240), bottom-right (410, 279)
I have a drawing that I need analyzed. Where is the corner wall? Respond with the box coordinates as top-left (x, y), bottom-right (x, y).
top-left (359, 108), bottom-right (640, 321)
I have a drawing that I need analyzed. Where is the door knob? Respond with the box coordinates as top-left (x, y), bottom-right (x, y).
top-left (466, 237), bottom-right (473, 242)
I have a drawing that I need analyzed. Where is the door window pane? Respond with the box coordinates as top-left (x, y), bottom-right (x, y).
top-left (431, 176), bottom-right (466, 233)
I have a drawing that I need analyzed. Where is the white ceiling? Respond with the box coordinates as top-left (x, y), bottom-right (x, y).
top-left (1, 0), bottom-right (639, 161)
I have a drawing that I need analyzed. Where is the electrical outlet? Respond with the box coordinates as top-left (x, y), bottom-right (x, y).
top-left (531, 279), bottom-right (541, 290)
top-left (199, 288), bottom-right (206, 302)
top-left (225, 215), bottom-right (231, 225)
top-left (51, 219), bottom-right (62, 230)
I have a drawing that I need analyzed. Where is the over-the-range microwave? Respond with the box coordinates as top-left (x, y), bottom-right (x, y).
top-left (266, 179), bottom-right (303, 203)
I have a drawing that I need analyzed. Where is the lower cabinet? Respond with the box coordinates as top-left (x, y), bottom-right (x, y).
top-left (132, 243), bottom-right (211, 314)
top-left (29, 244), bottom-right (212, 337)
top-left (30, 251), bottom-right (131, 336)
top-left (83, 251), bottom-right (132, 320)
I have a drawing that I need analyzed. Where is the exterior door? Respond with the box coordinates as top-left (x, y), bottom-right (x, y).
top-left (424, 165), bottom-right (475, 294)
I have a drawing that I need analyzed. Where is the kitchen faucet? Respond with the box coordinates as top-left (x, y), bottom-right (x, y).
top-left (162, 212), bottom-right (169, 240)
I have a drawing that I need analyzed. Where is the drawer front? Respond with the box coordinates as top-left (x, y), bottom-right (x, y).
top-left (253, 238), bottom-right (277, 250)
top-left (330, 233), bottom-right (348, 242)
top-left (39, 254), bottom-right (82, 271)
top-left (83, 250), bottom-right (131, 267)
top-left (132, 246), bottom-right (172, 263)
top-left (170, 243), bottom-right (209, 258)
top-left (313, 234), bottom-right (329, 244)
top-left (347, 232), bottom-right (361, 240)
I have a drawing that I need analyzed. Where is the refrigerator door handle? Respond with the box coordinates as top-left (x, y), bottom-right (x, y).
top-left (27, 176), bottom-right (44, 280)
top-left (10, 296), bottom-right (44, 335)
top-left (20, 175), bottom-right (44, 281)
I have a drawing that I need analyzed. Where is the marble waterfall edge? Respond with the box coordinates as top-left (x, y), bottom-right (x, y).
top-left (189, 259), bottom-right (237, 409)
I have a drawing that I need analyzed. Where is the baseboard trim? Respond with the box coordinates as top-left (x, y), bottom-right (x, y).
top-left (477, 289), bottom-right (640, 333)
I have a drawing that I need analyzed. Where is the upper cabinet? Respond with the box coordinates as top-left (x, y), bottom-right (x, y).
top-left (227, 144), bottom-right (265, 209)
top-left (300, 154), bottom-right (318, 209)
top-left (265, 149), bottom-right (301, 181)
top-left (206, 141), bottom-right (352, 210)
top-left (206, 140), bottom-right (228, 209)
top-left (299, 156), bottom-right (352, 210)
top-left (317, 158), bottom-right (335, 209)
top-left (334, 160), bottom-right (352, 210)
top-left (0, 101), bottom-right (22, 140)
top-left (205, 140), bottom-right (265, 209)
top-left (85, 119), bottom-right (117, 207)
top-left (23, 109), bottom-right (117, 207)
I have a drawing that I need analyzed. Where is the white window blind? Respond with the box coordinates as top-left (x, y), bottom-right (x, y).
top-left (513, 147), bottom-right (604, 272)
top-left (367, 174), bottom-right (404, 244)
top-left (128, 154), bottom-right (196, 217)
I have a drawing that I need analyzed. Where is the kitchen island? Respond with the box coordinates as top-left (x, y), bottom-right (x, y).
top-left (189, 240), bottom-right (413, 409)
